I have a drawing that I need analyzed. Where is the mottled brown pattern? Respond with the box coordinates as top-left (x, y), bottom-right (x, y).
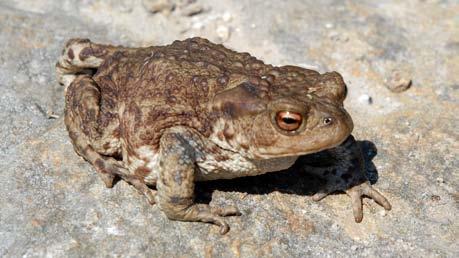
top-left (135, 166), bottom-right (151, 178)
top-left (67, 48), bottom-right (74, 60)
top-left (59, 37), bottom-right (391, 234)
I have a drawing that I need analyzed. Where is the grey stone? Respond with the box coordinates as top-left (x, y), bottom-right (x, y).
top-left (0, 0), bottom-right (458, 257)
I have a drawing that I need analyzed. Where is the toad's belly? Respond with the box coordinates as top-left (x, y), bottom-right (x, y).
top-left (130, 145), bottom-right (298, 184)
top-left (195, 155), bottom-right (299, 181)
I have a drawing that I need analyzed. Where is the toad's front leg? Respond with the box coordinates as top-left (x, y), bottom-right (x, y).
top-left (300, 135), bottom-right (391, 222)
top-left (156, 128), bottom-right (241, 234)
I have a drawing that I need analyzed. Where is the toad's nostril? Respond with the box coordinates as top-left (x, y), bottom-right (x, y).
top-left (323, 117), bottom-right (333, 125)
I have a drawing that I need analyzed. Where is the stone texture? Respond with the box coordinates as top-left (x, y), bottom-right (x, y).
top-left (0, 0), bottom-right (457, 257)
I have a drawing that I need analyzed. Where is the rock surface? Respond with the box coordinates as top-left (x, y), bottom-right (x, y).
top-left (0, 0), bottom-right (457, 257)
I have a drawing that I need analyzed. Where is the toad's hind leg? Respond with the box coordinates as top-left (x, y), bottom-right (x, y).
top-left (65, 75), bottom-right (156, 204)
top-left (65, 75), bottom-right (121, 188)
top-left (56, 38), bottom-right (119, 88)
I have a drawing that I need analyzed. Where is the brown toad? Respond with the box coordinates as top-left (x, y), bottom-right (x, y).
top-left (56, 37), bottom-right (391, 234)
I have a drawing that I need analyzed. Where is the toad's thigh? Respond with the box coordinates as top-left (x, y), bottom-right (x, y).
top-left (65, 75), bottom-right (121, 157)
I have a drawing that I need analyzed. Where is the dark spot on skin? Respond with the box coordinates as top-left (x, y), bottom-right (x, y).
top-left (217, 75), bottom-right (229, 86)
top-left (200, 79), bottom-right (208, 90)
top-left (79, 47), bottom-right (93, 61)
top-left (82, 124), bottom-right (91, 135)
top-left (103, 142), bottom-right (111, 150)
top-left (68, 48), bottom-right (74, 60)
top-left (222, 102), bottom-right (237, 118)
top-left (208, 145), bottom-right (220, 154)
top-left (104, 98), bottom-right (116, 109)
top-left (215, 155), bottom-right (229, 162)
top-left (239, 142), bottom-right (249, 150)
top-left (135, 166), bottom-right (151, 178)
top-left (95, 159), bottom-right (105, 170)
top-left (79, 45), bottom-right (107, 61)
top-left (87, 109), bottom-right (96, 120)
top-left (68, 131), bottom-right (78, 141)
top-left (99, 112), bottom-right (117, 128)
top-left (112, 128), bottom-right (120, 138)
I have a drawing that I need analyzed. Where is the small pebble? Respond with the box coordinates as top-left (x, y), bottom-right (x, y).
top-left (386, 70), bottom-right (412, 93)
top-left (181, 3), bottom-right (205, 16)
top-left (216, 25), bottom-right (230, 42)
top-left (358, 94), bottom-right (373, 104)
top-left (436, 177), bottom-right (444, 184)
top-left (430, 195), bottom-right (441, 202)
top-left (192, 21), bottom-right (204, 30)
top-left (222, 12), bottom-right (232, 22)
top-left (142, 0), bottom-right (174, 14)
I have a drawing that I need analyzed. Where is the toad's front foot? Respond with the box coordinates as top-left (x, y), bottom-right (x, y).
top-left (161, 202), bottom-right (241, 234)
top-left (345, 181), bottom-right (391, 222)
top-left (312, 180), bottom-right (391, 222)
top-left (302, 135), bottom-right (392, 222)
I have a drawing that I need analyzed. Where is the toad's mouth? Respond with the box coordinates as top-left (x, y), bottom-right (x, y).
top-left (253, 133), bottom-right (351, 159)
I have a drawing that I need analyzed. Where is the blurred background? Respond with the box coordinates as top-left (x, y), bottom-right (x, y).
top-left (0, 0), bottom-right (457, 257)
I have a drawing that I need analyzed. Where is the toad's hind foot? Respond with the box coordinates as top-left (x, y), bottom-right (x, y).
top-left (164, 203), bottom-right (241, 235)
top-left (93, 156), bottom-right (157, 205)
top-left (122, 176), bottom-right (157, 205)
top-left (56, 38), bottom-right (119, 88)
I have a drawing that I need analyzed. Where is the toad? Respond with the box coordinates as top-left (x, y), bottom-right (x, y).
top-left (56, 37), bottom-right (391, 234)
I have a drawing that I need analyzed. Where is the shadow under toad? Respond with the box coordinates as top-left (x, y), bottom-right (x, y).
top-left (195, 140), bottom-right (380, 204)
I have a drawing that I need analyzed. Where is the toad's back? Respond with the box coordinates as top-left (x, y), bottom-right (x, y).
top-left (91, 37), bottom-right (276, 151)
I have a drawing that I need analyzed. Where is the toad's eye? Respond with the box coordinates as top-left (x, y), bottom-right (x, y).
top-left (276, 111), bottom-right (303, 131)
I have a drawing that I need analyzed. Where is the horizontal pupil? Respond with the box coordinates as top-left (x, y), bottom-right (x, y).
top-left (282, 117), bottom-right (297, 124)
